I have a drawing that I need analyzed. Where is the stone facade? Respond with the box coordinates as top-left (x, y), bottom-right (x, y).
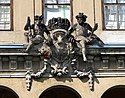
top-left (0, 0), bottom-right (125, 98)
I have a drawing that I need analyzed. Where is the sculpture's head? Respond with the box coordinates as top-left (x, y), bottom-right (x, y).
top-left (33, 15), bottom-right (44, 34)
top-left (34, 15), bottom-right (39, 24)
top-left (76, 13), bottom-right (87, 24)
top-left (34, 15), bottom-right (44, 25)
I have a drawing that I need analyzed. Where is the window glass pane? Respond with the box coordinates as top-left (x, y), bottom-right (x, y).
top-left (0, 22), bottom-right (10, 29)
top-left (118, 6), bottom-right (125, 29)
top-left (44, 5), bottom-right (70, 24)
top-left (118, 0), bottom-right (125, 3)
top-left (45, 0), bottom-right (57, 3)
top-left (0, 0), bottom-right (10, 3)
top-left (4, 0), bottom-right (10, 3)
top-left (58, 0), bottom-right (70, 3)
top-left (104, 0), bottom-right (116, 3)
top-left (104, 5), bottom-right (117, 29)
top-left (0, 6), bottom-right (10, 30)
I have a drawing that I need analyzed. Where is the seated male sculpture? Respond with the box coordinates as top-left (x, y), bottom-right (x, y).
top-left (24, 15), bottom-right (51, 52)
top-left (68, 13), bottom-right (104, 61)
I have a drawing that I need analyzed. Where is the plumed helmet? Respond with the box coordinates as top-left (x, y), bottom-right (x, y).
top-left (34, 15), bottom-right (44, 21)
top-left (34, 15), bottom-right (39, 20)
top-left (75, 13), bottom-right (87, 19)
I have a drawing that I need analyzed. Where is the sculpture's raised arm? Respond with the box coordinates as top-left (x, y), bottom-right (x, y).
top-left (24, 17), bottom-right (33, 42)
top-left (24, 16), bottom-right (31, 31)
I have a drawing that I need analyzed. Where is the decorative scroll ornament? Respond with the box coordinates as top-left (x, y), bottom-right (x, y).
top-left (74, 69), bottom-right (94, 90)
top-left (25, 71), bottom-right (32, 91)
top-left (51, 64), bottom-right (69, 77)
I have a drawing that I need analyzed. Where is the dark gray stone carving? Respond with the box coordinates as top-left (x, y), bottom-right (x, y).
top-left (24, 15), bottom-right (51, 52)
top-left (68, 13), bottom-right (104, 61)
top-left (25, 71), bottom-right (32, 91)
top-left (24, 13), bottom-right (104, 91)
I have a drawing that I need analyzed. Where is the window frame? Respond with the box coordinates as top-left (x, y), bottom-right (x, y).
top-left (0, 0), bottom-right (13, 31)
top-left (102, 0), bottom-right (125, 31)
top-left (42, 0), bottom-right (73, 24)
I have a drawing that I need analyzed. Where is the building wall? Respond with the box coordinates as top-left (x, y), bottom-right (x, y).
top-left (0, 0), bottom-right (124, 44)
top-left (73, 0), bottom-right (125, 44)
top-left (0, 0), bottom-right (96, 44)
top-left (0, 0), bottom-right (125, 98)
top-left (0, 0), bottom-right (122, 44)
top-left (0, 77), bottom-right (125, 98)
top-left (73, 0), bottom-right (94, 26)
top-left (0, 0), bottom-right (42, 44)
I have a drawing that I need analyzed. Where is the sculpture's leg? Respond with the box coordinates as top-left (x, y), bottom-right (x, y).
top-left (82, 48), bottom-right (87, 61)
top-left (70, 38), bottom-right (79, 52)
top-left (80, 40), bottom-right (87, 61)
top-left (25, 41), bottom-right (34, 52)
